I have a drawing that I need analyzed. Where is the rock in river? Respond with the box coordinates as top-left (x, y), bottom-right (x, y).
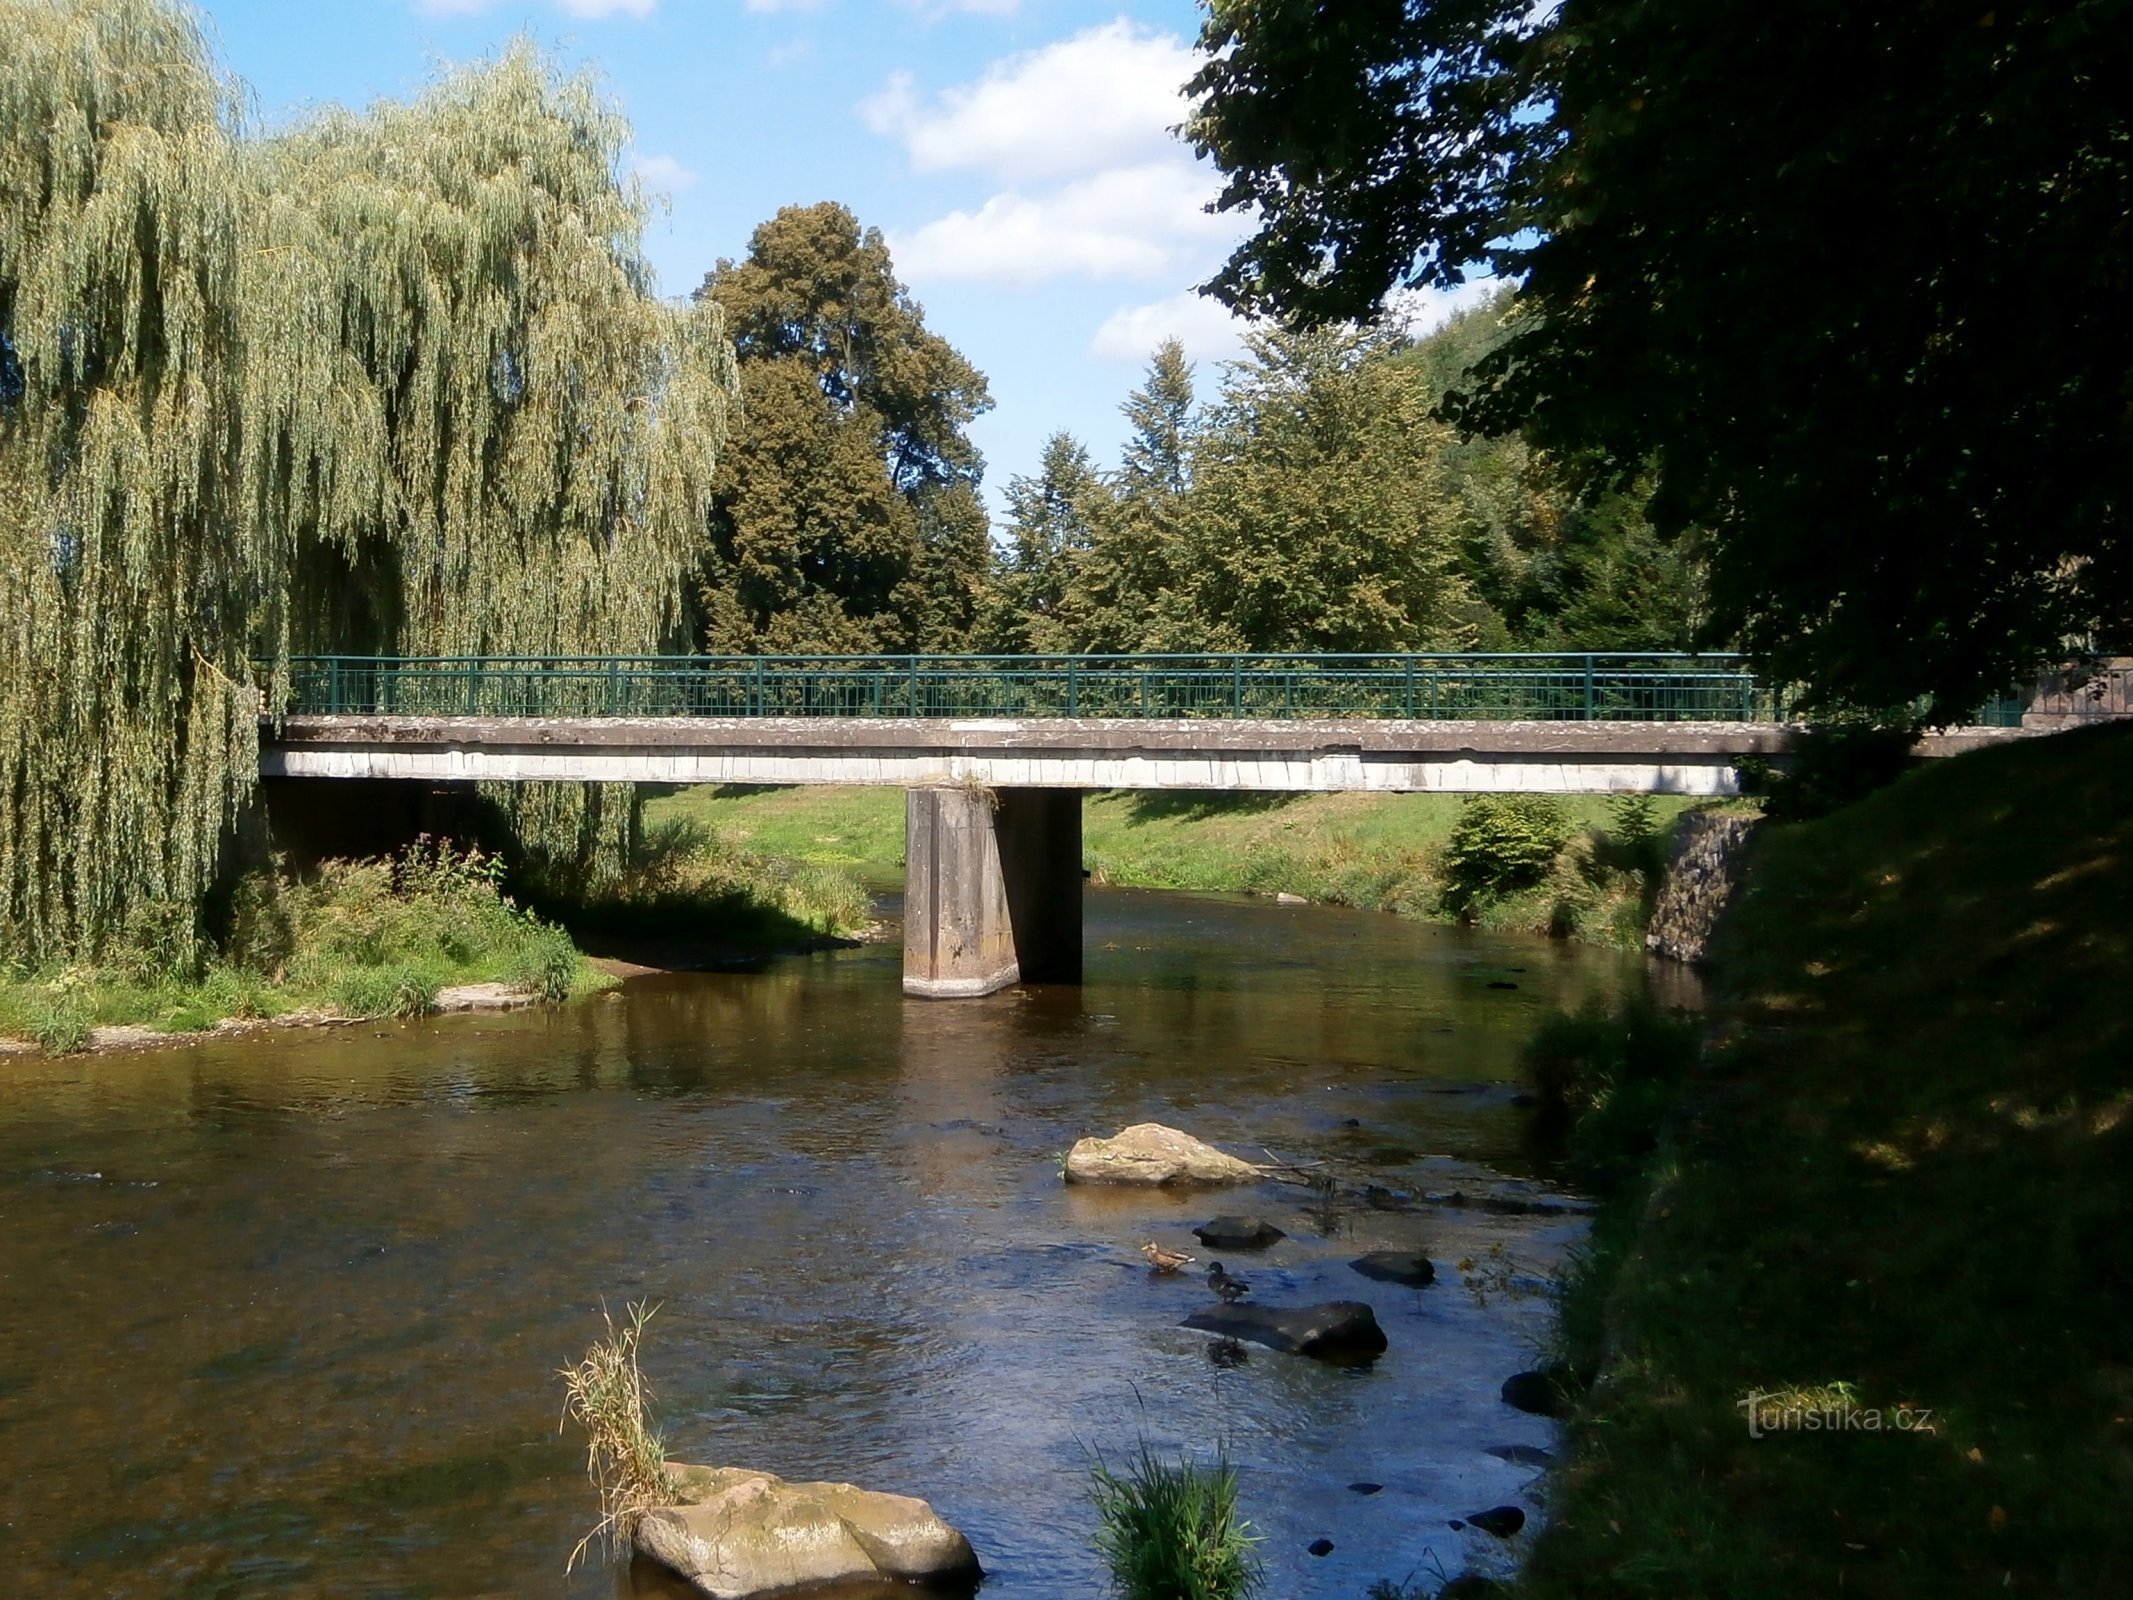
top-left (634, 1464), bottom-right (981, 1599)
top-left (1182, 1301), bottom-right (1388, 1361)
top-left (1063, 1123), bottom-right (1262, 1186)
top-left (1350, 1251), bottom-right (1435, 1287)
top-left (1193, 1215), bottom-right (1287, 1250)
top-left (1500, 1369), bottom-right (1572, 1418)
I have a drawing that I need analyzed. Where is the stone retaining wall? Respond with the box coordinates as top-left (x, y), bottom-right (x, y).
top-left (1646, 812), bottom-right (1761, 965)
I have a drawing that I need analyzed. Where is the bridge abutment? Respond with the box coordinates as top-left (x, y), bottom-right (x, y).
top-left (903, 787), bottom-right (1082, 998)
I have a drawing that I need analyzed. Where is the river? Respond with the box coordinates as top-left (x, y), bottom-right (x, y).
top-left (0, 887), bottom-right (1652, 1599)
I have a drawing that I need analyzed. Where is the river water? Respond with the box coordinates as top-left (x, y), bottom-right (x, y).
top-left (0, 888), bottom-right (1649, 1599)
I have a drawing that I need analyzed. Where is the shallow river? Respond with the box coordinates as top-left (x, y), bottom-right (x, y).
top-left (0, 888), bottom-right (1653, 1599)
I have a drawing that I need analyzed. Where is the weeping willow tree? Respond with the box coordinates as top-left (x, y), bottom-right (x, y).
top-left (239, 45), bottom-right (738, 887)
top-left (0, 0), bottom-right (264, 966)
top-left (0, 0), bottom-right (738, 964)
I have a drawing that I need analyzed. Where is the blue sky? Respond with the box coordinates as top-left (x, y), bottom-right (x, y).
top-left (200, 0), bottom-right (1485, 520)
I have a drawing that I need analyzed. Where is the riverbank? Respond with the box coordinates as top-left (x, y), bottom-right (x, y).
top-left (1522, 720), bottom-right (2133, 1597)
top-left (0, 841), bottom-right (610, 1056)
top-left (645, 784), bottom-right (1711, 949)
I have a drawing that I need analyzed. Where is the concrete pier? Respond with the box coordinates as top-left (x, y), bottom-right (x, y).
top-left (903, 787), bottom-right (1083, 998)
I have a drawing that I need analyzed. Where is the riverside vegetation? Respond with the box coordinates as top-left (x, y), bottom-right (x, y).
top-left (1515, 721), bottom-right (2133, 1597)
top-left (0, 839), bottom-right (599, 1054)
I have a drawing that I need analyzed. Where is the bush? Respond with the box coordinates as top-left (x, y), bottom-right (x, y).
top-left (1090, 1444), bottom-right (1261, 1600)
top-left (331, 962), bottom-right (439, 1020)
top-left (26, 978), bottom-right (94, 1054)
top-left (225, 868), bottom-right (297, 975)
top-left (1735, 721), bottom-right (1916, 822)
top-left (1441, 795), bottom-right (1572, 916)
top-left (507, 924), bottom-right (580, 1003)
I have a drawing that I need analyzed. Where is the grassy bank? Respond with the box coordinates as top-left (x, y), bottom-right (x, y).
top-left (1523, 722), bottom-right (2133, 1597)
top-left (0, 840), bottom-right (603, 1054)
top-left (645, 784), bottom-right (1703, 948)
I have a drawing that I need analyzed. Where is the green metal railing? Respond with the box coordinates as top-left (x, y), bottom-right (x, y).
top-left (276, 652), bottom-right (1780, 722)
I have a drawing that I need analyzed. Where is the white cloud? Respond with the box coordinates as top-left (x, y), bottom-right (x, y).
top-left (744, 0), bottom-right (824, 13)
top-left (1091, 290), bottom-right (1253, 365)
top-left (862, 21), bottom-right (1197, 183)
top-left (415, 0), bottom-right (656, 15)
top-left (631, 152), bottom-right (698, 193)
top-left (892, 162), bottom-right (1229, 285)
top-left (1387, 277), bottom-right (1506, 337)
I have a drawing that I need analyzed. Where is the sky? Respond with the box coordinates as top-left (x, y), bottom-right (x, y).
top-left (199, 0), bottom-right (1488, 521)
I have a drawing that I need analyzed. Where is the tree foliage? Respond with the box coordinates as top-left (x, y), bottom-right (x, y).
top-left (1188, 0), bottom-right (2132, 716)
top-left (695, 203), bottom-right (992, 653)
top-left (0, 0), bottom-right (736, 961)
top-left (1173, 326), bottom-right (1473, 652)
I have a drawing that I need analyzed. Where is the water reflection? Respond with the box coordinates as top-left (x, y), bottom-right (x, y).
top-left (0, 888), bottom-right (1656, 1598)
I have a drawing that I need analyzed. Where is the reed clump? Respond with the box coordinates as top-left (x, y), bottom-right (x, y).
top-left (558, 1301), bottom-right (683, 1571)
top-left (1090, 1443), bottom-right (1261, 1600)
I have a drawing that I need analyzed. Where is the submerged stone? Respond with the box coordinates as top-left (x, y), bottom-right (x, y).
top-left (1063, 1123), bottom-right (1262, 1186)
top-left (1349, 1251), bottom-right (1436, 1287)
top-left (634, 1464), bottom-right (981, 1600)
top-left (1193, 1215), bottom-right (1287, 1249)
top-left (1182, 1301), bottom-right (1388, 1361)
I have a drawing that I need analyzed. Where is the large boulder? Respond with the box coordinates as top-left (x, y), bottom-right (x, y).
top-left (634, 1465), bottom-right (981, 1599)
top-left (1182, 1301), bottom-right (1388, 1362)
top-left (1063, 1123), bottom-right (1262, 1186)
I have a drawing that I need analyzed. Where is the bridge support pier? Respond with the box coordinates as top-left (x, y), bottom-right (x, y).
top-left (903, 787), bottom-right (1082, 998)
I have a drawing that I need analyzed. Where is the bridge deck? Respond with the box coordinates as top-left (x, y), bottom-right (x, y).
top-left (260, 715), bottom-right (2030, 797)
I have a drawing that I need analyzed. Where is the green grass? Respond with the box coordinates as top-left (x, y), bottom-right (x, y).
top-left (542, 814), bottom-right (874, 950)
top-left (1090, 1444), bottom-right (1262, 1600)
top-left (646, 784), bottom-right (1702, 948)
top-left (1523, 721), bottom-right (2133, 1599)
top-left (0, 840), bottom-right (607, 1052)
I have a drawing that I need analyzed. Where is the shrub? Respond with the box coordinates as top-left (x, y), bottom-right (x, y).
top-left (1441, 795), bottom-right (1572, 916)
top-left (1090, 1444), bottom-right (1261, 1600)
top-left (332, 963), bottom-right (439, 1020)
top-left (225, 868), bottom-right (297, 975)
top-left (558, 1302), bottom-right (682, 1571)
top-left (26, 978), bottom-right (94, 1055)
top-left (507, 924), bottom-right (580, 1003)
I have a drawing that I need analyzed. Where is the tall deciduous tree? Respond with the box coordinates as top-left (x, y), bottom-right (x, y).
top-left (247, 47), bottom-right (737, 885)
top-left (695, 203), bottom-right (992, 654)
top-left (1, 0), bottom-right (261, 963)
top-left (1175, 327), bottom-right (1474, 653)
top-left (1188, 0), bottom-right (2132, 716)
top-left (0, 0), bottom-right (738, 960)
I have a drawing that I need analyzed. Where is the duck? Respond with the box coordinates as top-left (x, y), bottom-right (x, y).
top-left (1140, 1240), bottom-right (1196, 1274)
top-left (1206, 1261), bottom-right (1251, 1303)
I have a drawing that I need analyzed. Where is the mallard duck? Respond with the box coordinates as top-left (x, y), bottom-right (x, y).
top-left (1206, 1261), bottom-right (1251, 1303)
top-left (1141, 1240), bottom-right (1196, 1274)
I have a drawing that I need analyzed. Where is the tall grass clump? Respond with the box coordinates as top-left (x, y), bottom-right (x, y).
top-left (24, 976), bottom-right (94, 1055)
top-left (558, 1301), bottom-right (682, 1570)
top-left (1090, 1444), bottom-right (1261, 1600)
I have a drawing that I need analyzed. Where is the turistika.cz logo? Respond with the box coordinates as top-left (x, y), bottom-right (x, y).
top-left (1738, 1384), bottom-right (1935, 1439)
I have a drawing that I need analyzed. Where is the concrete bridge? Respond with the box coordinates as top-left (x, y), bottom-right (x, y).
top-left (258, 653), bottom-right (2029, 999)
